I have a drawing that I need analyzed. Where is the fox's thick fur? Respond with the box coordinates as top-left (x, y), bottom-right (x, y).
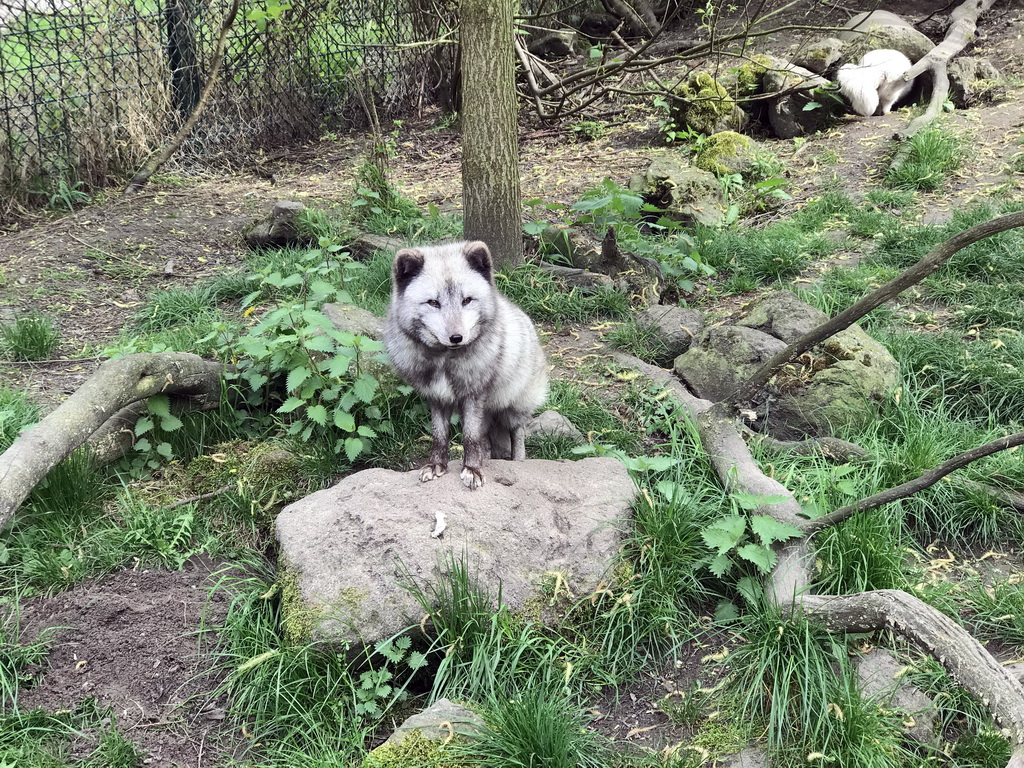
top-left (838, 49), bottom-right (915, 116)
top-left (385, 241), bottom-right (548, 490)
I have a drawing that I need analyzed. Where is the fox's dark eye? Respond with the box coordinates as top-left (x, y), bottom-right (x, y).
top-left (462, 297), bottom-right (473, 306)
top-left (427, 299), bottom-right (440, 308)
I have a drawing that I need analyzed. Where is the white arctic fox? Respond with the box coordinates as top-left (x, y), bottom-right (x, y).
top-left (838, 49), bottom-right (915, 116)
top-left (385, 241), bottom-right (548, 490)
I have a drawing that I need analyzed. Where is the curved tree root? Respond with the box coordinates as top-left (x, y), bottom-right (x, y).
top-left (0, 352), bottom-right (224, 530)
top-left (802, 590), bottom-right (1024, 744)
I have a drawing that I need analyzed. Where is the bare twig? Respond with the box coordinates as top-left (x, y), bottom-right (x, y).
top-left (723, 210), bottom-right (1024, 408)
top-left (123, 0), bottom-right (241, 195)
top-left (804, 431), bottom-right (1024, 533)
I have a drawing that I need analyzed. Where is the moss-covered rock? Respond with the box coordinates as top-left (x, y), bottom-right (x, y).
top-left (628, 155), bottom-right (726, 227)
top-left (693, 131), bottom-right (756, 177)
top-left (668, 71), bottom-right (749, 135)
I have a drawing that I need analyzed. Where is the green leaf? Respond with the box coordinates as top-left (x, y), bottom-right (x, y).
top-left (353, 374), bottom-right (378, 404)
top-left (731, 491), bottom-right (791, 511)
top-left (147, 394), bottom-right (171, 418)
top-left (134, 438), bottom-right (152, 452)
top-left (655, 480), bottom-right (690, 504)
top-left (749, 516), bottom-right (803, 547)
top-left (160, 414), bottom-right (184, 432)
top-left (134, 416), bottom-right (155, 437)
top-left (708, 553), bottom-right (733, 577)
top-left (326, 352), bottom-right (355, 378)
top-left (357, 425), bottom-right (377, 438)
top-left (344, 437), bottom-right (364, 462)
top-left (736, 543), bottom-right (777, 573)
top-left (304, 335), bottom-right (337, 353)
top-left (407, 651), bottom-right (428, 671)
top-left (306, 404), bottom-right (328, 426)
top-left (700, 516), bottom-right (746, 554)
top-left (333, 408), bottom-right (356, 432)
top-left (155, 441), bottom-right (173, 459)
top-left (278, 397), bottom-right (306, 414)
top-left (714, 599), bottom-right (739, 622)
top-left (736, 576), bottom-right (764, 606)
top-left (524, 221), bottom-right (548, 235)
top-left (286, 366), bottom-right (312, 393)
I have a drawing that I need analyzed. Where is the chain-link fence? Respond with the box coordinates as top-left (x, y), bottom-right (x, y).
top-left (0, 0), bottom-right (420, 206)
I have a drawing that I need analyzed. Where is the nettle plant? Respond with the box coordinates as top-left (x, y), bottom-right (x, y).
top-left (526, 179), bottom-right (716, 293)
top-left (227, 242), bottom-right (388, 462)
top-left (701, 492), bottom-right (804, 576)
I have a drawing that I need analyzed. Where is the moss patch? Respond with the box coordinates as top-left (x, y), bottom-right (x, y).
top-left (670, 72), bottom-right (746, 135)
top-left (362, 729), bottom-right (471, 768)
top-left (278, 563), bottom-right (322, 645)
top-left (694, 131), bottom-right (754, 176)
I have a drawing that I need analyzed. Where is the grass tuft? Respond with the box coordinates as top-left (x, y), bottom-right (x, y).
top-left (0, 314), bottom-right (61, 361)
top-left (885, 123), bottom-right (962, 190)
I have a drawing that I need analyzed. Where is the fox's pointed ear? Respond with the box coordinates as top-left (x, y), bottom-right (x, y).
top-left (392, 249), bottom-right (424, 294)
top-left (463, 241), bottom-right (493, 283)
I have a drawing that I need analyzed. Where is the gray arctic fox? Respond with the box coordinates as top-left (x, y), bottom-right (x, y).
top-left (384, 241), bottom-right (548, 490)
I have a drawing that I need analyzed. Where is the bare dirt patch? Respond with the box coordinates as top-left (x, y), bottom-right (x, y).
top-left (16, 557), bottom-right (235, 765)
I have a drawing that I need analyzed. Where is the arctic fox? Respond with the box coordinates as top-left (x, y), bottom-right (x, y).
top-left (838, 49), bottom-right (915, 116)
top-left (385, 241), bottom-right (549, 490)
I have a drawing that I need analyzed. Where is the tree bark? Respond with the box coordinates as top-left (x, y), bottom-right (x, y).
top-left (460, 0), bottom-right (524, 268)
top-left (123, 0), bottom-right (241, 195)
top-left (0, 353), bottom-right (223, 530)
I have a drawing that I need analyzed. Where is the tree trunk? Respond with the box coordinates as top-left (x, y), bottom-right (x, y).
top-left (460, 0), bottom-right (524, 268)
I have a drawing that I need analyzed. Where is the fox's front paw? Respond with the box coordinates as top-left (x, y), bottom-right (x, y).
top-left (420, 463), bottom-right (447, 482)
top-left (460, 466), bottom-right (485, 490)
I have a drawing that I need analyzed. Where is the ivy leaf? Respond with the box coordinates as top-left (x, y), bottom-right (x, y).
top-left (700, 515), bottom-right (746, 554)
top-left (737, 544), bottom-right (777, 573)
top-left (286, 366), bottom-right (312, 394)
top-left (749, 516), bottom-right (803, 547)
top-left (306, 404), bottom-right (328, 426)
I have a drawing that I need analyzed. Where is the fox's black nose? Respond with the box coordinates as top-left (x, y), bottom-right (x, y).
top-left (449, 334), bottom-right (463, 345)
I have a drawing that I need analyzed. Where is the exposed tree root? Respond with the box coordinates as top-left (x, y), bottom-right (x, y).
top-left (889, 0), bottom-right (997, 172)
top-left (0, 353), bottom-right (223, 530)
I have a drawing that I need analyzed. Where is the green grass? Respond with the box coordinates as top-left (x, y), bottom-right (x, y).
top-left (0, 387), bottom-right (39, 449)
top-left (694, 222), bottom-right (834, 283)
top-left (604, 318), bottom-right (676, 367)
top-left (0, 598), bottom-right (53, 709)
top-left (498, 264), bottom-right (628, 324)
top-left (967, 579), bottom-right (1024, 647)
top-left (451, 684), bottom-right (609, 768)
top-left (0, 314), bottom-right (61, 361)
top-left (885, 123), bottom-right (962, 190)
top-left (205, 566), bottom-right (370, 764)
top-left (811, 509), bottom-right (911, 594)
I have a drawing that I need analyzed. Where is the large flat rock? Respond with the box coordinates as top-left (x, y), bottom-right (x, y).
top-left (275, 457), bottom-right (636, 647)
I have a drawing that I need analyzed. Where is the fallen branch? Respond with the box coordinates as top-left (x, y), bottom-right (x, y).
top-left (723, 210), bottom-right (1024, 408)
top-left (0, 352), bottom-right (224, 530)
top-left (804, 431), bottom-right (1024, 533)
top-left (802, 590), bottom-right (1024, 743)
top-left (889, 0), bottom-right (997, 172)
top-left (122, 0), bottom-right (241, 195)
